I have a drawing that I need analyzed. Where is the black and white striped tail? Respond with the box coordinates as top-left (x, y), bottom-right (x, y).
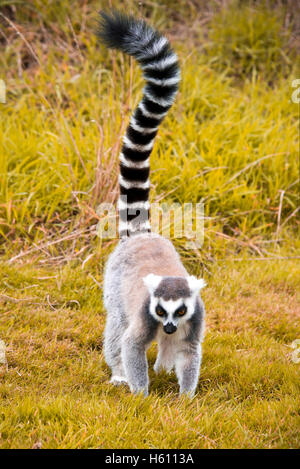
top-left (97, 11), bottom-right (180, 238)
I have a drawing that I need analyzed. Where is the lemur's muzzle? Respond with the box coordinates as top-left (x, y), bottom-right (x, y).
top-left (163, 323), bottom-right (177, 334)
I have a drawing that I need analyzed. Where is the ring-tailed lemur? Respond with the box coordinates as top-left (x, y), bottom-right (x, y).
top-left (98, 11), bottom-right (206, 397)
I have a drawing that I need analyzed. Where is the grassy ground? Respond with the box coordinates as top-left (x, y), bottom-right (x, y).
top-left (0, 0), bottom-right (299, 449)
top-left (0, 259), bottom-right (299, 448)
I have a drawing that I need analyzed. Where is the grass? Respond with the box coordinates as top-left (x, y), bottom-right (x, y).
top-left (205, 1), bottom-right (293, 81)
top-left (0, 259), bottom-right (299, 448)
top-left (0, 0), bottom-right (299, 449)
top-left (0, 0), bottom-right (299, 260)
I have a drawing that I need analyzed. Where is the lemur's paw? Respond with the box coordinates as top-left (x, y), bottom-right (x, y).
top-left (110, 376), bottom-right (128, 386)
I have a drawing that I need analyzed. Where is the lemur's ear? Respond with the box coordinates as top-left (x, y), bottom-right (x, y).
top-left (187, 276), bottom-right (206, 294)
top-left (143, 273), bottom-right (162, 294)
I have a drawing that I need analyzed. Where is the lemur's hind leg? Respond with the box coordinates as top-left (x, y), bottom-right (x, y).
top-left (103, 310), bottom-right (128, 385)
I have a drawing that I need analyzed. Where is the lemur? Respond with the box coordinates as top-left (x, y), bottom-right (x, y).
top-left (98, 11), bottom-right (206, 397)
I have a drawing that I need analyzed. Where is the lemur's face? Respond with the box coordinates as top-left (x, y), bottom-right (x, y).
top-left (143, 274), bottom-right (205, 334)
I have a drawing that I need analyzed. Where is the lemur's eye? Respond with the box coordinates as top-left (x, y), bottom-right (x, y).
top-left (175, 306), bottom-right (187, 316)
top-left (177, 309), bottom-right (186, 316)
top-left (156, 305), bottom-right (165, 316)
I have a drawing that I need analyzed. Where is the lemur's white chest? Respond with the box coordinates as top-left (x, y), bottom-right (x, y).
top-left (154, 323), bottom-right (188, 374)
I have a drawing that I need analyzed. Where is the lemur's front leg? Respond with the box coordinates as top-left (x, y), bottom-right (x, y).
top-left (175, 347), bottom-right (202, 397)
top-left (153, 350), bottom-right (163, 374)
top-left (121, 328), bottom-right (149, 396)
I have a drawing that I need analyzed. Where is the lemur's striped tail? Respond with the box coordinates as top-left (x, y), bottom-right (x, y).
top-left (97, 11), bottom-right (180, 238)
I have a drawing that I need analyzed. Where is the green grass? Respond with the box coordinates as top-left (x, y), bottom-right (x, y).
top-left (0, 0), bottom-right (299, 259)
top-left (0, 0), bottom-right (299, 449)
top-left (205, 1), bottom-right (293, 81)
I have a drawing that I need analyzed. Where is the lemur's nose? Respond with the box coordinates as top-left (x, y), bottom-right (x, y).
top-left (163, 323), bottom-right (177, 334)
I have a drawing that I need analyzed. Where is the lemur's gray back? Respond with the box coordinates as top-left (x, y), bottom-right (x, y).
top-left (104, 233), bottom-right (188, 323)
top-left (97, 11), bottom-right (180, 237)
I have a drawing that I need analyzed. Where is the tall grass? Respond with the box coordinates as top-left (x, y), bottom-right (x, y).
top-left (205, 1), bottom-right (292, 81)
top-left (0, 0), bottom-right (299, 262)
